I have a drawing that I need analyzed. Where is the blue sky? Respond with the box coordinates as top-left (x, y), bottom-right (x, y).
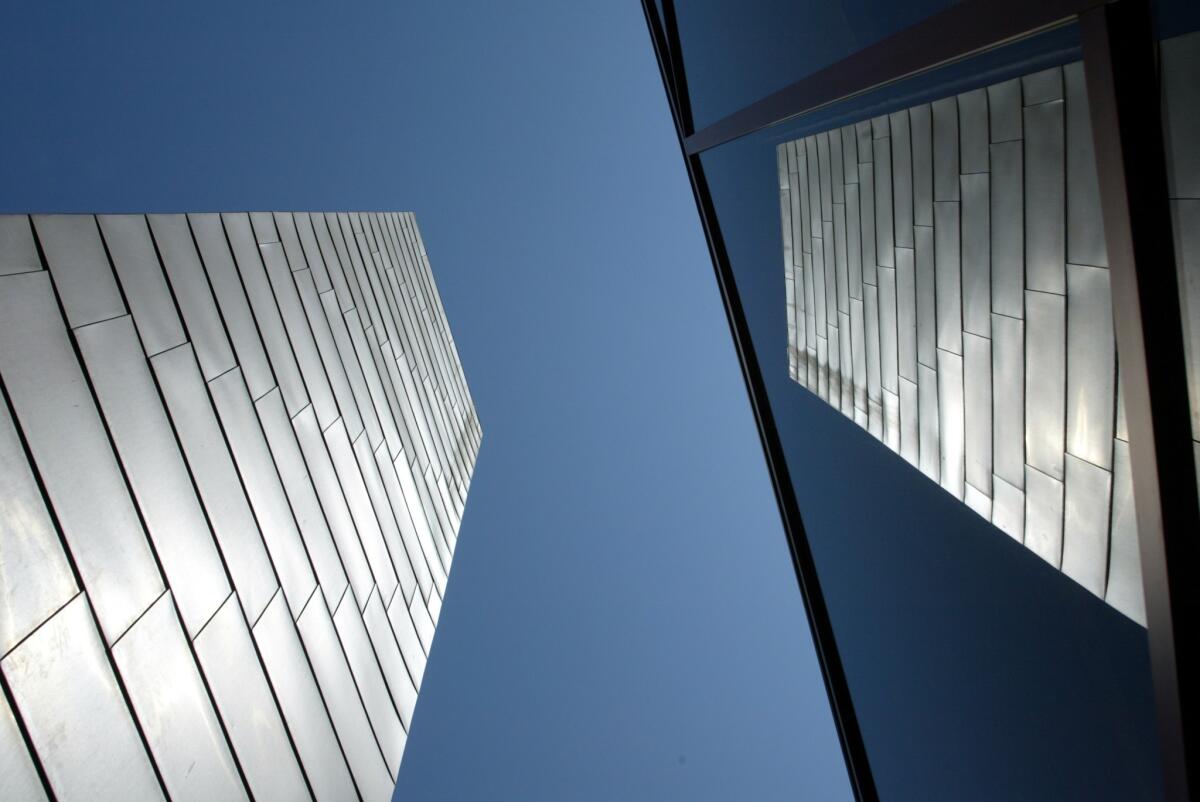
top-left (1, 2), bottom-right (850, 799)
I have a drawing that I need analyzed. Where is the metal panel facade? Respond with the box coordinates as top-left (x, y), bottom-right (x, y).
top-left (0, 211), bottom-right (480, 801)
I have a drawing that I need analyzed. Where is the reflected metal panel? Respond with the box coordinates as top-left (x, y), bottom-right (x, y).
top-left (960, 173), bottom-right (990, 338)
top-left (1063, 63), bottom-right (1107, 268)
top-left (891, 109), bottom-right (914, 249)
top-left (32, 215), bottom-right (125, 328)
top-left (896, 248), bottom-right (917, 382)
top-left (932, 97), bottom-right (959, 201)
top-left (1024, 100), bottom-right (1066, 295)
top-left (1025, 465), bottom-right (1064, 566)
top-left (96, 215), bottom-right (186, 356)
top-left (386, 592), bottom-right (427, 691)
top-left (987, 78), bottom-right (1022, 142)
top-left (1066, 264), bottom-right (1115, 468)
top-left (2, 595), bottom-right (163, 801)
top-left (1061, 454), bottom-right (1112, 596)
top-left (990, 141), bottom-right (1025, 319)
top-left (937, 349), bottom-right (965, 500)
top-left (0, 215), bottom-right (40, 276)
top-left (295, 270), bottom-right (364, 439)
top-left (1025, 290), bottom-right (1066, 480)
top-left (1105, 440), bottom-right (1144, 623)
top-left (963, 332), bottom-right (993, 496)
top-left (933, 201), bottom-right (962, 355)
top-left (112, 592), bottom-right (247, 801)
top-left (363, 589), bottom-right (418, 729)
top-left (0, 690), bottom-right (46, 801)
top-left (958, 88), bottom-right (989, 174)
top-left (873, 135), bottom-right (894, 269)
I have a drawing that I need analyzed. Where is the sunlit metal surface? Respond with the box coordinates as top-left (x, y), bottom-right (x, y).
top-left (0, 211), bottom-right (479, 800)
top-left (778, 62), bottom-right (1161, 622)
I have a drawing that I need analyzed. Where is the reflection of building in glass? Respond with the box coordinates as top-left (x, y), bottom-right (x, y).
top-left (779, 42), bottom-right (1200, 624)
top-left (0, 211), bottom-right (479, 801)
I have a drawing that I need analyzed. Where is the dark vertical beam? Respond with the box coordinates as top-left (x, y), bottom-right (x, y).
top-left (1081, 3), bottom-right (1199, 800)
top-left (641, 2), bottom-right (879, 800)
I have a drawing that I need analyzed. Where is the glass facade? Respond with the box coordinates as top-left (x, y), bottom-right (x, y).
top-left (0, 211), bottom-right (480, 801)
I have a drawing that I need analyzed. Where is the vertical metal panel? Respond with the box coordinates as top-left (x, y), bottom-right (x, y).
top-left (1025, 465), bottom-right (1064, 566)
top-left (256, 391), bottom-right (348, 608)
top-left (958, 88), bottom-right (989, 174)
top-left (386, 592), bottom-right (427, 691)
top-left (964, 483), bottom-right (992, 520)
top-left (1024, 100), bottom-right (1066, 295)
top-left (2, 595), bottom-right (164, 801)
top-left (1162, 32), bottom-right (1200, 199)
top-left (1105, 439), bottom-right (1144, 624)
top-left (899, 378), bottom-right (919, 467)
top-left (363, 590), bottom-right (418, 730)
top-left (96, 215), bottom-right (186, 356)
top-left (0, 393), bottom-right (77, 656)
top-left (193, 594), bottom-right (310, 802)
top-left (0, 691), bottom-right (46, 801)
top-left (895, 248), bottom-right (917, 382)
top-left (841, 125), bottom-right (859, 184)
top-left (1171, 199), bottom-right (1200, 441)
top-left (112, 592), bottom-right (247, 801)
top-left (345, 310), bottom-right (403, 456)
top-left (937, 349), bottom-right (965, 500)
top-left (151, 345), bottom-right (278, 624)
top-left (249, 213), bottom-right (280, 245)
top-left (296, 212), bottom-right (334, 293)
top-left (32, 215), bottom-right (125, 328)
top-left (296, 595), bottom-right (393, 802)
top-left (321, 290), bottom-right (383, 448)
top-left (823, 221), bottom-right (838, 333)
top-left (332, 597), bottom-right (406, 778)
top-left (883, 390), bottom-right (901, 453)
top-left (830, 126), bottom-right (846, 205)
top-left (1063, 63), bottom-right (1107, 268)
top-left (294, 270), bottom-right (364, 440)
top-left (357, 439), bottom-right (417, 600)
top-left (1066, 264), bottom-right (1115, 468)
top-left (148, 215), bottom-right (237, 379)
top-left (1022, 66), bottom-right (1063, 105)
top-left (932, 97), bottom-right (960, 201)
top-left (0, 215), bottom-right (40, 275)
top-left (933, 201), bottom-right (962, 355)
top-left (963, 332), bottom-right (993, 496)
top-left (846, 183), bottom-right (863, 300)
top-left (890, 109), bottom-right (914, 249)
top-left (915, 225), bottom-right (936, 367)
top-left (850, 298), bottom-right (867, 414)
top-left (76, 316), bottom-right (229, 637)
top-left (190, 213), bottom-right (275, 401)
top-left (910, 104), bottom-right (933, 227)
top-left (817, 132), bottom-right (834, 222)
top-left (860, 160), bottom-right (877, 287)
top-left (864, 283), bottom-right (882, 408)
top-left (253, 592), bottom-right (357, 802)
top-left (993, 474), bottom-right (1025, 541)
top-left (873, 136), bottom-right (895, 268)
top-left (878, 267), bottom-right (899, 394)
top-left (988, 78), bottom-right (1023, 142)
top-left (0, 272), bottom-right (162, 643)
top-left (960, 173), bottom-right (991, 338)
top-left (210, 369), bottom-right (316, 616)
top-left (1025, 290), bottom-right (1066, 480)
top-left (408, 594), bottom-right (436, 656)
top-left (990, 141), bottom-right (1025, 318)
top-left (828, 325), bottom-right (842, 408)
top-left (274, 213), bottom-right (309, 273)
top-left (918, 362), bottom-right (940, 482)
top-left (834, 203), bottom-right (849, 314)
top-left (1061, 454), bottom-right (1112, 597)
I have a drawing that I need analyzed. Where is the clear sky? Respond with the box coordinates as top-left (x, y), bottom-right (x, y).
top-left (0, 2), bottom-right (851, 799)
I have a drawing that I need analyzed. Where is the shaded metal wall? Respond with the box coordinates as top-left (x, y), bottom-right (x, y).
top-left (0, 211), bottom-right (480, 801)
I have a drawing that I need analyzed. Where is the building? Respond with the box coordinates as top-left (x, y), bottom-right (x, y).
top-left (0, 211), bottom-right (480, 801)
top-left (645, 0), bottom-right (1198, 799)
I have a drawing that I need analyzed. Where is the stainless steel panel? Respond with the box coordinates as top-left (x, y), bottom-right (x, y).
top-left (806, 137), bottom-right (822, 246)
top-left (817, 132), bottom-right (833, 222)
top-left (253, 591), bottom-right (357, 802)
top-left (878, 267), bottom-right (898, 394)
top-left (899, 377), bottom-right (919, 467)
top-left (363, 589), bottom-right (418, 729)
top-left (910, 104), bottom-right (933, 227)
top-left (1025, 465), bottom-right (1064, 566)
top-left (1061, 454), bottom-right (1112, 597)
top-left (1024, 100), bottom-right (1066, 295)
top-left (0, 690), bottom-right (46, 801)
top-left (1066, 264), bottom-right (1115, 468)
top-left (958, 88), bottom-right (989, 174)
top-left (1022, 66), bottom-right (1063, 106)
top-left (321, 290), bottom-right (383, 447)
top-left (408, 594), bottom-right (436, 656)
top-left (822, 221), bottom-right (837, 326)
top-left (812, 234), bottom-right (828, 334)
top-left (1162, 32), bottom-right (1200, 199)
top-left (358, 440), bottom-right (418, 601)
top-left (3, 595), bottom-right (163, 801)
top-left (193, 594), bottom-right (310, 802)
top-left (0, 215), bottom-right (40, 275)
top-left (32, 215), bottom-right (125, 328)
top-left (859, 161), bottom-right (877, 287)
top-left (988, 78), bottom-right (1022, 142)
top-left (937, 349), bottom-right (965, 500)
top-left (224, 218), bottom-right (308, 414)
top-left (1171, 199), bottom-right (1200, 440)
top-left (295, 270), bottom-right (364, 439)
top-left (148, 214), bottom-right (237, 379)
top-left (856, 120), bottom-right (872, 160)
top-left (297, 212), bottom-right (334, 293)
top-left (274, 212), bottom-right (308, 272)
top-left (915, 225), bottom-right (936, 367)
top-left (932, 97), bottom-right (959, 201)
top-left (992, 474), bottom-right (1025, 541)
top-left (96, 215), bottom-right (185, 355)
top-left (827, 326), bottom-right (841, 408)
top-left (392, 451), bottom-right (447, 594)
top-left (386, 592), bottom-right (427, 691)
top-left (151, 345), bottom-right (278, 623)
top-left (1025, 290), bottom-right (1066, 480)
top-left (864, 283), bottom-right (882, 406)
top-left (332, 596), bottom-right (406, 777)
top-left (297, 595), bottom-right (393, 802)
top-left (873, 135), bottom-right (895, 268)
top-left (256, 391), bottom-right (348, 607)
top-left (965, 483), bottom-right (992, 520)
top-left (112, 592), bottom-right (247, 801)
top-left (0, 272), bottom-right (162, 643)
top-left (846, 184), bottom-right (863, 299)
top-left (890, 109), bottom-right (914, 248)
top-left (883, 389), bottom-right (901, 453)
top-left (871, 115), bottom-right (889, 140)
top-left (896, 247), bottom-right (917, 382)
top-left (934, 201), bottom-right (962, 355)
top-left (841, 125), bottom-right (859, 184)
top-left (76, 317), bottom-right (229, 637)
top-left (992, 314), bottom-right (1025, 488)
top-left (918, 362), bottom-right (940, 482)
top-left (249, 212), bottom-right (280, 244)
top-left (834, 203), bottom-right (849, 314)
top-left (0, 393), bottom-right (77, 656)
top-left (830, 126), bottom-right (845, 205)
top-left (962, 335), bottom-right (993, 501)
top-left (850, 298), bottom-right (867, 413)
top-left (324, 420), bottom-right (400, 603)
top-left (345, 310), bottom-right (403, 456)
top-left (1105, 439), bottom-right (1144, 623)
top-left (960, 173), bottom-right (991, 338)
top-left (189, 213), bottom-right (275, 400)
top-left (1063, 63), bottom-right (1107, 268)
top-left (990, 141), bottom-right (1025, 318)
